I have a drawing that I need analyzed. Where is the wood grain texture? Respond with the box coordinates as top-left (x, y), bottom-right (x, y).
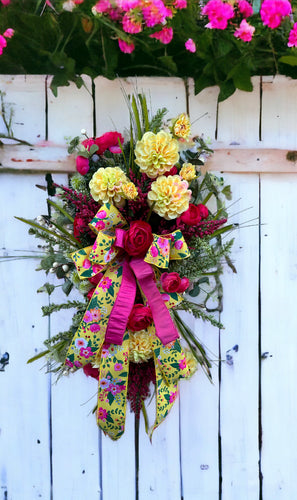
top-left (260, 174), bottom-right (297, 499)
top-left (219, 173), bottom-right (260, 500)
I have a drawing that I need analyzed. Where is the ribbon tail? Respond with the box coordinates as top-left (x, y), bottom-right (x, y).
top-left (104, 258), bottom-right (137, 345)
top-left (130, 258), bottom-right (179, 345)
top-left (152, 334), bottom-right (190, 384)
top-left (149, 358), bottom-right (179, 441)
top-left (96, 331), bottom-right (130, 440)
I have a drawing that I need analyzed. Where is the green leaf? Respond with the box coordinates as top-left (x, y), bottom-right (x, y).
top-left (221, 185), bottom-right (232, 200)
top-left (37, 283), bottom-right (55, 295)
top-left (62, 279), bottom-right (73, 296)
top-left (279, 55), bottom-right (297, 66)
top-left (158, 55), bottom-right (177, 74)
top-left (189, 284), bottom-right (200, 297)
top-left (198, 277), bottom-right (210, 285)
top-left (89, 144), bottom-right (99, 155)
top-left (194, 73), bottom-right (216, 95)
top-left (228, 63), bottom-right (253, 92)
top-left (218, 80), bottom-right (236, 102)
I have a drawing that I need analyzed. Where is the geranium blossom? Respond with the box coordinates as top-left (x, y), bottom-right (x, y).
top-left (150, 27), bottom-right (173, 44)
top-left (202, 0), bottom-right (234, 29)
top-left (238, 0), bottom-right (253, 17)
top-left (260, 0), bottom-right (291, 29)
top-left (288, 22), bottom-right (297, 46)
top-left (234, 19), bottom-right (255, 41)
top-left (118, 38), bottom-right (135, 53)
top-left (185, 38), bottom-right (196, 52)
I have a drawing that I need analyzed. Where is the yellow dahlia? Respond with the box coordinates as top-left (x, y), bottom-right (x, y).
top-left (122, 182), bottom-right (138, 200)
top-left (172, 113), bottom-right (191, 140)
top-left (180, 163), bottom-right (196, 182)
top-left (129, 330), bottom-right (153, 363)
top-left (89, 167), bottom-right (128, 203)
top-left (134, 131), bottom-right (179, 178)
top-left (147, 175), bottom-right (191, 220)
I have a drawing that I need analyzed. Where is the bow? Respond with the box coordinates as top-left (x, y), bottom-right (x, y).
top-left (64, 203), bottom-right (191, 439)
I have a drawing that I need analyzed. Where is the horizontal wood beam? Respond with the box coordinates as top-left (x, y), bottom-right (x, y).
top-left (1, 144), bottom-right (297, 174)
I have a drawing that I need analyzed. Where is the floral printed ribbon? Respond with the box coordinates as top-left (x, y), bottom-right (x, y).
top-left (64, 203), bottom-right (191, 439)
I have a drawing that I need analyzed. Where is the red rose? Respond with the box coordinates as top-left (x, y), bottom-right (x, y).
top-left (88, 272), bottom-right (104, 286)
top-left (197, 203), bottom-right (209, 219)
top-left (87, 287), bottom-right (96, 301)
top-left (164, 166), bottom-right (178, 177)
top-left (81, 138), bottom-right (96, 150)
top-left (124, 221), bottom-right (154, 256)
top-left (76, 155), bottom-right (89, 175)
top-left (95, 132), bottom-right (124, 154)
top-left (179, 203), bottom-right (202, 226)
top-left (128, 304), bottom-right (153, 332)
top-left (83, 363), bottom-right (99, 380)
top-left (161, 272), bottom-right (190, 293)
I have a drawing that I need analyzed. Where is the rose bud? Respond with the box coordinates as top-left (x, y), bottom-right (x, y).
top-left (179, 203), bottom-right (202, 226)
top-left (127, 304), bottom-right (153, 332)
top-left (76, 155), bottom-right (89, 175)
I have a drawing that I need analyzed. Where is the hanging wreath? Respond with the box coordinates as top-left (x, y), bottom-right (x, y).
top-left (19, 95), bottom-right (235, 440)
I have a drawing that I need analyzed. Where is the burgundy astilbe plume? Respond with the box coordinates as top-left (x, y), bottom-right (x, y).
top-left (127, 360), bottom-right (156, 419)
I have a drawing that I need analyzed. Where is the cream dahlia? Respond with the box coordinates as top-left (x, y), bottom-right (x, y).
top-left (147, 175), bottom-right (191, 219)
top-left (89, 167), bottom-right (128, 203)
top-left (134, 131), bottom-right (179, 178)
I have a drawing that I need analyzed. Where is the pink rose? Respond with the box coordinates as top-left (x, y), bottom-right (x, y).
top-left (95, 131), bottom-right (124, 154)
top-left (179, 203), bottom-right (202, 226)
top-left (124, 221), bottom-right (154, 256)
top-left (161, 272), bottom-right (189, 293)
top-left (128, 304), bottom-right (153, 331)
top-left (76, 155), bottom-right (89, 175)
top-left (90, 323), bottom-right (101, 332)
top-left (197, 203), bottom-right (209, 219)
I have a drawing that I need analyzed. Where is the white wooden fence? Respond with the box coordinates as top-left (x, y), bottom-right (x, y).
top-left (1, 74), bottom-right (297, 500)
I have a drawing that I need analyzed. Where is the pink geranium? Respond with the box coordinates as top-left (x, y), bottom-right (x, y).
top-left (3, 28), bottom-right (14, 38)
top-left (150, 27), bottom-right (173, 44)
top-left (202, 0), bottom-right (234, 29)
top-left (0, 35), bottom-right (7, 50)
top-left (94, 0), bottom-right (111, 13)
top-left (185, 38), bottom-right (196, 52)
top-left (288, 22), bottom-right (297, 46)
top-left (234, 19), bottom-right (255, 41)
top-left (122, 12), bottom-right (142, 33)
top-left (173, 0), bottom-right (187, 8)
top-left (238, 0), bottom-right (253, 17)
top-left (142, 0), bottom-right (169, 27)
top-left (260, 0), bottom-right (291, 28)
top-left (118, 38), bottom-right (135, 53)
top-left (0, 0), bottom-right (11, 5)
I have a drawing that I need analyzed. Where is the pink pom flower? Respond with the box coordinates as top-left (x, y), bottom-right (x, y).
top-left (202, 0), bottom-right (234, 29)
top-left (142, 0), bottom-right (169, 27)
top-left (150, 27), bottom-right (173, 44)
top-left (238, 0), bottom-right (253, 17)
top-left (94, 0), bottom-right (111, 13)
top-left (185, 38), bottom-right (196, 52)
top-left (0, 35), bottom-right (7, 49)
top-left (288, 22), bottom-right (297, 46)
top-left (3, 28), bottom-right (14, 38)
top-left (234, 19), bottom-right (255, 41)
top-left (0, 0), bottom-right (11, 5)
top-left (260, 0), bottom-right (291, 29)
top-left (118, 38), bottom-right (135, 53)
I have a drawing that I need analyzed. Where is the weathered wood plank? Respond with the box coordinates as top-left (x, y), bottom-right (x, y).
top-left (0, 75), bottom-right (46, 144)
top-left (219, 173), bottom-right (260, 500)
top-left (47, 76), bottom-right (94, 144)
top-left (260, 174), bottom-right (297, 499)
top-left (261, 75), bottom-right (297, 148)
top-left (216, 77), bottom-right (261, 147)
top-left (180, 312), bottom-right (220, 500)
top-left (3, 146), bottom-right (297, 174)
top-left (0, 174), bottom-right (51, 500)
top-left (188, 79), bottom-right (220, 140)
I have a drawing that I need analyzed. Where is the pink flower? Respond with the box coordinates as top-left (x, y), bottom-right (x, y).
top-left (238, 0), bottom-right (253, 17)
top-left (98, 276), bottom-right (113, 290)
top-left (97, 407), bottom-right (108, 421)
top-left (173, 0), bottom-right (187, 8)
top-left (142, 0), bottom-right (169, 27)
top-left (169, 390), bottom-right (178, 403)
top-left (65, 359), bottom-right (73, 367)
top-left (260, 0), bottom-right (291, 28)
top-left (83, 363), bottom-right (99, 379)
top-left (97, 210), bottom-right (107, 219)
top-left (179, 357), bottom-right (187, 370)
top-left (150, 246), bottom-right (158, 257)
top-left (288, 22), bottom-right (297, 46)
top-left (161, 272), bottom-right (189, 293)
top-left (118, 39), bottom-right (135, 53)
top-left (185, 38), bottom-right (196, 52)
top-left (0, 0), bottom-right (11, 5)
top-left (174, 239), bottom-right (183, 250)
top-left (150, 27), bottom-right (173, 44)
top-left (0, 35), bottom-right (7, 49)
top-left (94, 220), bottom-right (106, 230)
top-left (76, 155), bottom-right (89, 175)
top-left (202, 0), bottom-right (234, 29)
top-left (114, 363), bottom-right (123, 371)
top-left (90, 323), bottom-right (101, 332)
top-left (79, 346), bottom-right (93, 358)
top-left (74, 360), bottom-right (83, 368)
top-left (82, 258), bottom-right (91, 269)
top-left (94, 0), bottom-right (111, 13)
top-left (3, 28), bottom-right (14, 38)
top-left (234, 19), bottom-right (255, 41)
top-left (83, 310), bottom-right (93, 323)
top-left (75, 337), bottom-right (88, 348)
top-left (116, 0), bottom-right (141, 10)
top-left (122, 12), bottom-right (142, 33)
top-left (81, 138), bottom-right (96, 150)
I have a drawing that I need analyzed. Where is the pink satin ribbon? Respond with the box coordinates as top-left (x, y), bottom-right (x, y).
top-left (104, 229), bottom-right (179, 346)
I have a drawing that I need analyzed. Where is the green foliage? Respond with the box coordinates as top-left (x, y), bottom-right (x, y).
top-left (1, 0), bottom-right (297, 98)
